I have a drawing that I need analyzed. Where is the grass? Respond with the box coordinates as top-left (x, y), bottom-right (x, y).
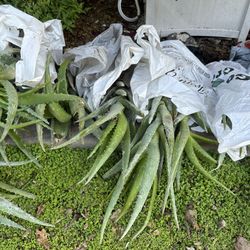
top-left (0, 145), bottom-right (249, 249)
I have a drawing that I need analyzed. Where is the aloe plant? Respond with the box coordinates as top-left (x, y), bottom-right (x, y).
top-left (0, 47), bottom-right (234, 244)
top-left (58, 90), bottom-right (232, 243)
top-left (0, 54), bottom-right (84, 230)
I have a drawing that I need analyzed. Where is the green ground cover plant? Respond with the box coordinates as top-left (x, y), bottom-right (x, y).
top-left (0, 145), bottom-right (249, 249)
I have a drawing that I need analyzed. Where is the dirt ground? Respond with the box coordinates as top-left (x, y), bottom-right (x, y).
top-left (64, 0), bottom-right (139, 47)
top-left (64, 0), bottom-right (248, 64)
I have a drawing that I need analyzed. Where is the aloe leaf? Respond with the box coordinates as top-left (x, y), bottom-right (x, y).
top-left (191, 137), bottom-right (217, 164)
top-left (77, 96), bottom-right (120, 123)
top-left (192, 112), bottom-right (208, 132)
top-left (0, 119), bottom-right (43, 130)
top-left (115, 89), bottom-right (127, 97)
top-left (0, 192), bottom-right (19, 200)
top-left (80, 112), bottom-right (128, 185)
top-left (211, 153), bottom-right (226, 172)
top-left (8, 130), bottom-right (42, 168)
top-left (158, 102), bottom-right (174, 148)
top-left (116, 156), bottom-right (147, 222)
top-left (0, 182), bottom-right (35, 199)
top-left (120, 131), bottom-right (160, 239)
top-left (0, 215), bottom-right (25, 230)
top-left (18, 83), bottom-right (46, 97)
top-left (43, 62), bottom-right (70, 125)
top-left (162, 117), bottom-right (190, 213)
top-left (18, 93), bottom-right (80, 106)
top-left (174, 113), bottom-right (186, 126)
top-left (170, 185), bottom-right (179, 229)
top-left (185, 138), bottom-right (235, 195)
top-left (100, 128), bottom-right (131, 244)
top-left (15, 111), bottom-right (50, 131)
top-left (121, 127), bottom-right (131, 172)
top-left (158, 125), bottom-right (179, 228)
top-left (119, 98), bottom-right (144, 117)
top-left (130, 115), bottom-right (150, 147)
top-left (131, 177), bottom-right (158, 241)
top-left (0, 80), bottom-right (18, 142)
top-left (190, 132), bottom-right (218, 145)
top-left (21, 107), bottom-right (49, 125)
top-left (0, 197), bottom-right (53, 227)
top-left (0, 159), bottom-right (35, 167)
top-left (102, 161), bottom-right (122, 180)
top-left (43, 58), bottom-right (72, 123)
top-left (176, 155), bottom-right (182, 191)
top-left (49, 104), bottom-right (72, 123)
top-left (52, 102), bottom-right (124, 149)
top-left (69, 99), bottom-right (86, 130)
top-left (0, 143), bottom-right (9, 166)
top-left (126, 115), bottom-right (161, 178)
top-left (148, 97), bottom-right (162, 124)
top-left (88, 119), bottom-right (117, 159)
top-left (102, 142), bottom-right (141, 180)
top-left (56, 59), bottom-right (71, 94)
top-left (158, 103), bottom-right (175, 189)
top-left (36, 104), bottom-right (46, 151)
top-left (100, 86), bottom-right (122, 105)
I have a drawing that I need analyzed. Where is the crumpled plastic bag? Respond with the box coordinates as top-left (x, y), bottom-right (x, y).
top-left (130, 25), bottom-right (212, 115)
top-left (230, 41), bottom-right (250, 73)
top-left (0, 5), bottom-right (65, 87)
top-left (66, 23), bottom-right (144, 110)
top-left (206, 60), bottom-right (250, 161)
top-left (66, 23), bottom-right (123, 97)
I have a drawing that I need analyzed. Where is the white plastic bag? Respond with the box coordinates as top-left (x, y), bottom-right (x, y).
top-left (90, 36), bottom-right (144, 109)
top-left (66, 24), bottom-right (144, 110)
top-left (130, 25), bottom-right (212, 115)
top-left (65, 24), bottom-right (123, 98)
top-left (0, 5), bottom-right (65, 87)
top-left (230, 41), bottom-right (250, 73)
top-left (206, 60), bottom-right (250, 160)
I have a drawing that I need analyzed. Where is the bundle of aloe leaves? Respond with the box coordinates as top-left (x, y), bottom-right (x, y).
top-left (0, 51), bottom-right (84, 229)
top-left (53, 76), bottom-right (234, 244)
top-left (0, 47), bottom-right (234, 244)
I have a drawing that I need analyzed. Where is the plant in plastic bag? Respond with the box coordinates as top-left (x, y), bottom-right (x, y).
top-left (52, 69), bottom-right (234, 243)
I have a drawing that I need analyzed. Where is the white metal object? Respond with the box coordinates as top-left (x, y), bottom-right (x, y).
top-left (146, 0), bottom-right (250, 41)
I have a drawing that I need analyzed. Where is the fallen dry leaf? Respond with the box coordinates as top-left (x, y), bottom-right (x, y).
top-left (185, 205), bottom-right (199, 230)
top-left (111, 224), bottom-right (123, 236)
top-left (235, 236), bottom-right (250, 250)
top-left (36, 228), bottom-right (50, 250)
top-left (152, 229), bottom-right (160, 236)
top-left (36, 204), bottom-right (45, 216)
top-left (110, 209), bottom-right (121, 221)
